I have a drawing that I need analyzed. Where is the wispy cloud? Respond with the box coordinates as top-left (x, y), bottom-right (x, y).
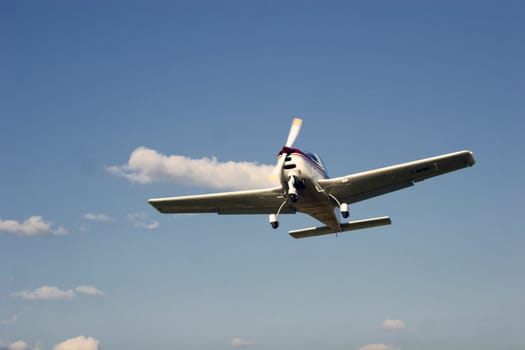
top-left (83, 213), bottom-right (112, 222)
top-left (0, 337), bottom-right (97, 350)
top-left (75, 286), bottom-right (104, 296)
top-left (11, 286), bottom-right (74, 301)
top-left (382, 319), bottom-right (406, 330)
top-left (53, 336), bottom-right (100, 350)
top-left (6, 340), bottom-right (28, 350)
top-left (358, 344), bottom-right (400, 350)
top-left (108, 146), bottom-right (276, 190)
top-left (231, 338), bottom-right (255, 347)
top-left (128, 212), bottom-right (159, 230)
top-left (0, 314), bottom-right (18, 326)
top-left (0, 216), bottom-right (67, 237)
top-left (11, 285), bottom-right (103, 301)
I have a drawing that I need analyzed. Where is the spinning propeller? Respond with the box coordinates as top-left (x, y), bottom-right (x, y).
top-left (271, 118), bottom-right (303, 180)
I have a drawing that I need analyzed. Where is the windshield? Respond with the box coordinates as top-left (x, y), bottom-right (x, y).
top-left (305, 152), bottom-right (325, 169)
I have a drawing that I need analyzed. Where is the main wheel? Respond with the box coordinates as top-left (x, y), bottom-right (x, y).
top-left (340, 203), bottom-right (349, 218)
top-left (289, 193), bottom-right (299, 202)
top-left (271, 221), bottom-right (279, 229)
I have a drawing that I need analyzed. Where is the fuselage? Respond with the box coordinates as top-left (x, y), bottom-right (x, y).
top-left (278, 147), bottom-right (341, 231)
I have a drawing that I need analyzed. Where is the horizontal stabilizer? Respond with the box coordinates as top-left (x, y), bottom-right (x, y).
top-left (289, 216), bottom-right (392, 239)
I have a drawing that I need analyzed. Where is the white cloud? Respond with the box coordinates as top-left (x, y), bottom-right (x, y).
top-left (358, 344), bottom-right (400, 350)
top-left (11, 286), bottom-right (74, 301)
top-left (142, 221), bottom-right (159, 230)
top-left (8, 341), bottom-right (28, 350)
top-left (53, 336), bottom-right (100, 350)
top-left (231, 338), bottom-right (255, 347)
top-left (127, 212), bottom-right (159, 230)
top-left (83, 213), bottom-right (112, 222)
top-left (75, 286), bottom-right (104, 296)
top-left (11, 285), bottom-right (104, 301)
top-left (0, 314), bottom-right (18, 325)
top-left (0, 216), bottom-right (67, 237)
top-left (108, 146), bottom-right (276, 190)
top-left (382, 319), bottom-right (406, 330)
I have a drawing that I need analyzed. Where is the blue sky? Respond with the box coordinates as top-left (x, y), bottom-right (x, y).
top-left (1, 1), bottom-right (524, 349)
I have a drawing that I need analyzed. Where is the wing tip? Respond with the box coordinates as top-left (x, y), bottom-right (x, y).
top-left (455, 150), bottom-right (476, 167)
top-left (465, 150), bottom-right (476, 166)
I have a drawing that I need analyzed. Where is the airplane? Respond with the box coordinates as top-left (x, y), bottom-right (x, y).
top-left (149, 118), bottom-right (475, 239)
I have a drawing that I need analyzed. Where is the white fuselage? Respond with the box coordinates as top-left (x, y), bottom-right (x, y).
top-left (278, 150), bottom-right (341, 231)
top-left (281, 152), bottom-right (327, 182)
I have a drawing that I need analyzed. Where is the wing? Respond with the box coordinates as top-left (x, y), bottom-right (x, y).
top-left (148, 186), bottom-right (296, 215)
top-left (318, 150), bottom-right (475, 204)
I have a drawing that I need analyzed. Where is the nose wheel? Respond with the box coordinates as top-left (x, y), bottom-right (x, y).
top-left (269, 175), bottom-right (302, 229)
top-left (288, 175), bottom-right (299, 202)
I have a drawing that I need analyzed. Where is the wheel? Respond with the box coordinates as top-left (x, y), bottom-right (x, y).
top-left (289, 193), bottom-right (299, 202)
top-left (340, 203), bottom-right (349, 218)
top-left (269, 214), bottom-right (279, 229)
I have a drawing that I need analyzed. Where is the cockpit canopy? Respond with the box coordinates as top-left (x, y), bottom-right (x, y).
top-left (279, 147), bottom-right (328, 177)
top-left (305, 152), bottom-right (326, 170)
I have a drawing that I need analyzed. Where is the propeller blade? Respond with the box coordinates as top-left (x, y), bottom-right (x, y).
top-left (285, 117), bottom-right (302, 147)
top-left (270, 118), bottom-right (303, 181)
top-left (270, 155), bottom-right (286, 179)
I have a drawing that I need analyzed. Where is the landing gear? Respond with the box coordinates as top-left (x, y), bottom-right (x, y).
top-left (269, 198), bottom-right (291, 230)
top-left (269, 175), bottom-right (302, 229)
top-left (269, 214), bottom-right (279, 229)
top-left (329, 194), bottom-right (349, 219)
top-left (340, 203), bottom-right (349, 218)
top-left (288, 176), bottom-right (299, 202)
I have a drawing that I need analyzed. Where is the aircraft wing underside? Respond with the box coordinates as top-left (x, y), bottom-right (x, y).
top-left (148, 186), bottom-right (296, 215)
top-left (318, 150), bottom-right (475, 205)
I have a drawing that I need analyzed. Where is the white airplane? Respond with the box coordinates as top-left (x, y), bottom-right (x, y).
top-left (149, 118), bottom-right (475, 238)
